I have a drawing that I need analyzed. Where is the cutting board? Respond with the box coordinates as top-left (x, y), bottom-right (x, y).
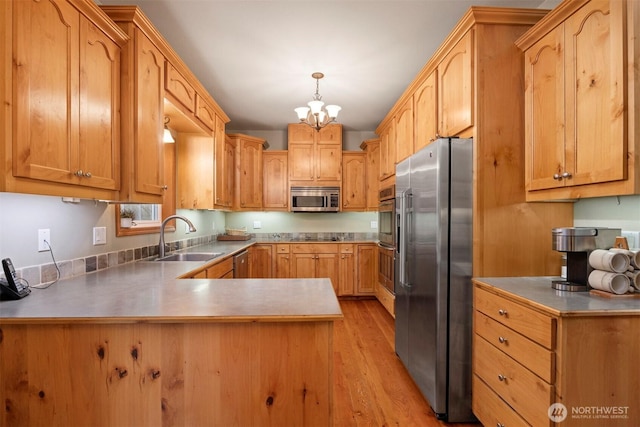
top-left (589, 289), bottom-right (640, 298)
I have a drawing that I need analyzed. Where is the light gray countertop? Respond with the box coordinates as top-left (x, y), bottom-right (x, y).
top-left (473, 276), bottom-right (640, 317)
top-left (0, 240), bottom-right (343, 324)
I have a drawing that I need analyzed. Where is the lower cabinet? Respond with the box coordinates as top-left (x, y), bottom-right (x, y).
top-left (180, 256), bottom-right (234, 279)
top-left (338, 244), bottom-right (355, 296)
top-left (291, 244), bottom-right (340, 294)
top-left (249, 244), bottom-right (273, 278)
top-left (275, 244), bottom-right (291, 278)
top-left (473, 281), bottom-right (640, 427)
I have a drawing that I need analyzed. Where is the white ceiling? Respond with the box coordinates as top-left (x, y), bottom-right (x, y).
top-left (98, 0), bottom-right (559, 132)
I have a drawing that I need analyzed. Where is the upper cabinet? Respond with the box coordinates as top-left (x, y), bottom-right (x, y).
top-left (517, 0), bottom-right (638, 201)
top-left (1, 0), bottom-right (128, 200)
top-left (263, 151), bottom-right (289, 211)
top-left (360, 138), bottom-right (380, 211)
top-left (375, 6), bottom-right (575, 279)
top-left (288, 123), bottom-right (342, 186)
top-left (228, 133), bottom-right (266, 211)
top-left (341, 152), bottom-right (367, 211)
top-left (438, 30), bottom-right (473, 137)
top-left (215, 120), bottom-right (235, 210)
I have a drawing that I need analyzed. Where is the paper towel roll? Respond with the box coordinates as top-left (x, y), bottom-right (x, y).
top-left (588, 270), bottom-right (630, 295)
top-left (589, 249), bottom-right (630, 273)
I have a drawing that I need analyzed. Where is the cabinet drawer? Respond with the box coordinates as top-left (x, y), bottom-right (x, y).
top-left (276, 244), bottom-right (290, 254)
top-left (340, 244), bottom-right (354, 254)
top-left (472, 374), bottom-right (529, 427)
top-left (165, 62), bottom-right (196, 112)
top-left (291, 243), bottom-right (338, 254)
top-left (474, 335), bottom-right (553, 427)
top-left (206, 257), bottom-right (233, 279)
top-left (475, 286), bottom-right (555, 349)
top-left (475, 311), bottom-right (554, 383)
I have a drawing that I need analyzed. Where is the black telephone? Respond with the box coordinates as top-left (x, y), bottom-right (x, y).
top-left (1, 258), bottom-right (31, 300)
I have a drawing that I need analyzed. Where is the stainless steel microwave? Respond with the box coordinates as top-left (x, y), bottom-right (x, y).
top-left (291, 187), bottom-right (340, 212)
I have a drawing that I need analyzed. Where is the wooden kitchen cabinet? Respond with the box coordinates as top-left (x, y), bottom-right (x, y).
top-left (291, 244), bottom-right (339, 293)
top-left (288, 123), bottom-right (342, 186)
top-left (375, 7), bottom-right (573, 279)
top-left (176, 132), bottom-right (214, 209)
top-left (214, 120), bottom-right (234, 210)
top-left (356, 243), bottom-right (377, 295)
top-left (3, 0), bottom-right (127, 200)
top-left (165, 61), bottom-right (196, 113)
top-left (263, 151), bottom-right (288, 211)
top-left (378, 121), bottom-right (396, 182)
top-left (228, 133), bottom-right (266, 211)
top-left (517, 0), bottom-right (637, 201)
top-left (414, 71), bottom-right (438, 152)
top-left (341, 152), bottom-right (367, 211)
top-left (394, 96), bottom-right (414, 163)
top-left (338, 244), bottom-right (355, 296)
top-left (438, 30), bottom-right (473, 137)
top-left (275, 244), bottom-right (291, 278)
top-left (249, 244), bottom-right (273, 278)
top-left (360, 138), bottom-right (380, 210)
top-left (473, 279), bottom-right (640, 427)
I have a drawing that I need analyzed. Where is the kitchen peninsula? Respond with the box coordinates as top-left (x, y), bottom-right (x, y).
top-left (0, 249), bottom-right (343, 426)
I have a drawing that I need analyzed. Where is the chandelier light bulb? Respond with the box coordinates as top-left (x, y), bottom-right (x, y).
top-left (294, 72), bottom-right (341, 131)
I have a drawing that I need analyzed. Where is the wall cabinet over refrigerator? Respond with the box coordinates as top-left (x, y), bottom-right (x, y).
top-left (517, 0), bottom-right (639, 201)
top-left (1, 0), bottom-right (127, 200)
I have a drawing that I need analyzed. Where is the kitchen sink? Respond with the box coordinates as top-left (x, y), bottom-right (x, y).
top-left (154, 252), bottom-right (223, 262)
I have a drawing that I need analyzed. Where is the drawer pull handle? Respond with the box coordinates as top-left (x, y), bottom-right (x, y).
top-left (498, 309), bottom-right (508, 316)
top-left (498, 374), bottom-right (507, 382)
top-left (498, 336), bottom-right (508, 344)
top-left (497, 423), bottom-right (505, 427)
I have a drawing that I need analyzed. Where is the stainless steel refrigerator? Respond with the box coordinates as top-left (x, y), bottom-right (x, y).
top-left (394, 137), bottom-right (474, 422)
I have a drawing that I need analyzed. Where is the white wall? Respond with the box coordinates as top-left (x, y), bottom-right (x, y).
top-left (573, 195), bottom-right (640, 246)
top-left (0, 192), bottom-right (225, 269)
top-left (226, 211), bottom-right (378, 234)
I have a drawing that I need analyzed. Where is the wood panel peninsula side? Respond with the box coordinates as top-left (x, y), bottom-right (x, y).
top-left (0, 259), bottom-right (343, 427)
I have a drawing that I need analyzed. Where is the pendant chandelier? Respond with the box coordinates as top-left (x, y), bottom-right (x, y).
top-left (294, 72), bottom-right (341, 131)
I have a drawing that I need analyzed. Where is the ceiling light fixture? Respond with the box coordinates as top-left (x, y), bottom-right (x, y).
top-left (163, 116), bottom-right (175, 143)
top-left (294, 72), bottom-right (341, 131)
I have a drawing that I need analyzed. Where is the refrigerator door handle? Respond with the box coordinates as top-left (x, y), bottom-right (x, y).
top-left (398, 189), bottom-right (412, 289)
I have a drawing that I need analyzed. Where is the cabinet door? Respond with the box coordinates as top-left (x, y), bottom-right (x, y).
top-left (78, 18), bottom-right (121, 190)
top-left (339, 252), bottom-right (355, 296)
top-left (214, 116), bottom-right (232, 209)
top-left (342, 152), bottom-right (366, 211)
top-left (378, 122), bottom-right (396, 180)
top-left (414, 71), bottom-right (438, 152)
top-left (395, 96), bottom-right (414, 162)
top-left (288, 142), bottom-right (315, 181)
top-left (13, 0), bottom-right (80, 185)
top-left (133, 29), bottom-right (165, 196)
top-left (237, 139), bottom-right (263, 210)
top-left (263, 151), bottom-right (288, 210)
top-left (363, 139), bottom-right (380, 210)
top-left (165, 62), bottom-right (195, 113)
top-left (275, 253), bottom-right (291, 278)
top-left (250, 244), bottom-right (273, 278)
top-left (438, 30), bottom-right (473, 136)
top-left (291, 253), bottom-right (317, 278)
top-left (564, 0), bottom-right (625, 187)
top-left (356, 244), bottom-right (377, 295)
top-left (176, 133), bottom-right (214, 209)
top-left (524, 26), bottom-right (566, 191)
top-left (316, 253), bottom-right (339, 294)
top-left (315, 124), bottom-right (342, 182)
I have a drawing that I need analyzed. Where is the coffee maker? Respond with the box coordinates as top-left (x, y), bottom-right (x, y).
top-left (551, 227), bottom-right (621, 291)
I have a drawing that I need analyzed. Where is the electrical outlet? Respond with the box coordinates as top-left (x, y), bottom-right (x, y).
top-left (370, 220), bottom-right (378, 229)
top-left (38, 229), bottom-right (51, 252)
top-left (93, 227), bottom-right (107, 245)
top-left (253, 221), bottom-right (262, 229)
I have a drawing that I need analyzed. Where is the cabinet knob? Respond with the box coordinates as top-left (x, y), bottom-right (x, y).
top-left (498, 336), bottom-right (508, 344)
top-left (498, 374), bottom-right (507, 382)
top-left (498, 309), bottom-right (508, 316)
top-left (562, 171), bottom-right (572, 179)
top-left (497, 423), bottom-right (505, 427)
top-left (553, 173), bottom-right (562, 180)
top-left (162, 185), bottom-right (169, 190)
top-left (74, 170), bottom-right (84, 177)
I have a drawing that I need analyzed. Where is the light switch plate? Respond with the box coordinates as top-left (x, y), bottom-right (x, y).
top-left (370, 221), bottom-right (378, 229)
top-left (93, 227), bottom-right (107, 245)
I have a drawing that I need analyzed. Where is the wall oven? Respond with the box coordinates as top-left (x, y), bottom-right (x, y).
top-left (378, 185), bottom-right (395, 294)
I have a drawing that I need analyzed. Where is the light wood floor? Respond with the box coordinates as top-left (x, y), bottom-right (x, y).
top-left (333, 299), bottom-right (479, 427)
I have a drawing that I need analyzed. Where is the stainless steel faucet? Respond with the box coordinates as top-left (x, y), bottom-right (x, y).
top-left (158, 215), bottom-right (197, 258)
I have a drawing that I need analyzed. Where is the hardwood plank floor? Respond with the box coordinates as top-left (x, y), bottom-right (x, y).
top-left (333, 299), bottom-right (478, 427)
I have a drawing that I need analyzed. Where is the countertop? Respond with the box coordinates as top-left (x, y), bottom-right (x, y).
top-left (0, 239), bottom-right (343, 324)
top-left (473, 276), bottom-right (640, 317)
